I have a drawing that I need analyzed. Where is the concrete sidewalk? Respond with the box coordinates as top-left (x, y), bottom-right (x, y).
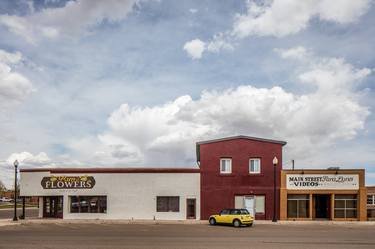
top-left (1, 218), bottom-right (375, 227)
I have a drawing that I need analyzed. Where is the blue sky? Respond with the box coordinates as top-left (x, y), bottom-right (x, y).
top-left (0, 0), bottom-right (374, 187)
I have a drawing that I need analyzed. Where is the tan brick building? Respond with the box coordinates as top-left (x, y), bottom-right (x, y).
top-left (280, 169), bottom-right (367, 221)
top-left (367, 186), bottom-right (375, 221)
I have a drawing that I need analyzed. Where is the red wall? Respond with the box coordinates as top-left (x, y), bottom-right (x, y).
top-left (199, 138), bottom-right (283, 220)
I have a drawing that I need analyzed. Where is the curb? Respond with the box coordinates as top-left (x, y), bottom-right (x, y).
top-left (1, 218), bottom-right (375, 227)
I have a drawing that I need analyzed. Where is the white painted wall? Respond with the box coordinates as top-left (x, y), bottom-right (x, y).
top-left (20, 171), bottom-right (200, 220)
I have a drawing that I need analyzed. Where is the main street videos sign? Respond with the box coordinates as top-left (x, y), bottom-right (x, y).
top-left (286, 174), bottom-right (359, 190)
top-left (41, 175), bottom-right (96, 189)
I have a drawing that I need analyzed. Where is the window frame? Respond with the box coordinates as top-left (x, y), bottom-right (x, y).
top-left (367, 194), bottom-right (375, 205)
top-left (334, 194), bottom-right (357, 219)
top-left (156, 196), bottom-right (180, 212)
top-left (255, 195), bottom-right (265, 214)
top-left (69, 195), bottom-right (107, 214)
top-left (249, 158), bottom-right (261, 174)
top-left (220, 158), bottom-right (232, 174)
top-left (287, 194), bottom-right (310, 218)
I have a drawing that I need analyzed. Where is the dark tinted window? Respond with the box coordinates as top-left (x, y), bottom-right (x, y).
top-left (230, 209), bottom-right (240, 215)
top-left (240, 209), bottom-right (249, 214)
top-left (220, 209), bottom-right (230, 215)
top-left (70, 196), bottom-right (107, 213)
top-left (157, 196), bottom-right (180, 212)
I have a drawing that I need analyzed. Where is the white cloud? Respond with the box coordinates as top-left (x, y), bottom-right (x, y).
top-left (206, 33), bottom-right (234, 53)
top-left (183, 35), bottom-right (234, 59)
top-left (0, 50), bottom-right (34, 107)
top-left (0, 151), bottom-right (52, 188)
top-left (183, 39), bottom-right (206, 59)
top-left (189, 8), bottom-right (198, 14)
top-left (185, 0), bottom-right (371, 58)
top-left (6, 151), bottom-right (51, 167)
top-left (274, 46), bottom-right (310, 60)
top-left (0, 50), bottom-right (22, 64)
top-left (0, 0), bottom-right (141, 43)
top-left (71, 47), bottom-right (371, 166)
top-left (233, 0), bottom-right (371, 38)
top-left (275, 47), bottom-right (372, 94)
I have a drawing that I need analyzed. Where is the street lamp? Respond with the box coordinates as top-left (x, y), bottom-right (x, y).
top-left (272, 156), bottom-right (278, 222)
top-left (13, 160), bottom-right (19, 221)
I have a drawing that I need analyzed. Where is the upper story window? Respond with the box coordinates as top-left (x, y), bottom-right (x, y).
top-left (368, 194), bottom-right (375, 205)
top-left (220, 158), bottom-right (232, 174)
top-left (249, 158), bottom-right (261, 174)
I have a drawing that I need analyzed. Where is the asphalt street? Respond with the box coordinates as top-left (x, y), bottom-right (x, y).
top-left (0, 208), bottom-right (38, 219)
top-left (0, 222), bottom-right (374, 249)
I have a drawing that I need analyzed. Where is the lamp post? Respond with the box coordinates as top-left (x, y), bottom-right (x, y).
top-left (13, 160), bottom-right (19, 221)
top-left (272, 156), bottom-right (278, 222)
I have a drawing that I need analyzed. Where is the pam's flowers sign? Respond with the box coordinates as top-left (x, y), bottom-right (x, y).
top-left (41, 175), bottom-right (95, 189)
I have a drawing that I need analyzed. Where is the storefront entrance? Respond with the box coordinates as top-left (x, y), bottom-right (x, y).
top-left (314, 194), bottom-right (331, 219)
top-left (43, 196), bottom-right (63, 218)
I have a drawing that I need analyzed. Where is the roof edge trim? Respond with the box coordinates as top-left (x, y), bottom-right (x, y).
top-left (196, 135), bottom-right (287, 146)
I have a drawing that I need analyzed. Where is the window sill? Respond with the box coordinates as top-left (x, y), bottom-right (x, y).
top-left (248, 173), bottom-right (264, 176)
top-left (218, 173), bottom-right (236, 177)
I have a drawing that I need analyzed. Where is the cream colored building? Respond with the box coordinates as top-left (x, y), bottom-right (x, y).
top-left (20, 168), bottom-right (200, 220)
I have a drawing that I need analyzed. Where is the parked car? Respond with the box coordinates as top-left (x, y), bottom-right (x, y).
top-left (209, 209), bottom-right (254, 227)
top-left (0, 197), bottom-right (13, 202)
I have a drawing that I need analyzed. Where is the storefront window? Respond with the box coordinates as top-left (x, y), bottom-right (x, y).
top-left (287, 194), bottom-right (309, 218)
top-left (70, 196), bottom-right (107, 213)
top-left (156, 196), bottom-right (180, 212)
top-left (368, 208), bottom-right (375, 219)
top-left (334, 194), bottom-right (357, 219)
top-left (255, 196), bottom-right (265, 213)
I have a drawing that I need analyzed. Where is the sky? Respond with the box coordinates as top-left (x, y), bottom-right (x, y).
top-left (0, 0), bottom-right (374, 188)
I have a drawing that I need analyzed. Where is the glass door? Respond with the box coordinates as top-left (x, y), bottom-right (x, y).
top-left (43, 196), bottom-right (63, 218)
top-left (244, 196), bottom-right (255, 217)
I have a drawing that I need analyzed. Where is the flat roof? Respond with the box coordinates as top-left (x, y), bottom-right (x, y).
top-left (282, 169), bottom-right (365, 172)
top-left (20, 167), bottom-right (200, 174)
top-left (196, 135), bottom-right (287, 146)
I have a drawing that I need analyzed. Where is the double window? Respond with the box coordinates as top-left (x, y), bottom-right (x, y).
top-left (220, 158), bottom-right (232, 174)
top-left (156, 196), bottom-right (180, 212)
top-left (334, 194), bottom-right (357, 219)
top-left (70, 196), bottom-right (107, 213)
top-left (287, 194), bottom-right (310, 218)
top-left (220, 158), bottom-right (262, 174)
top-left (249, 158), bottom-right (261, 174)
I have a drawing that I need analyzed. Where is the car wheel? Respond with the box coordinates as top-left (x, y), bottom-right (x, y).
top-left (209, 218), bottom-right (216, 225)
top-left (233, 219), bottom-right (241, 227)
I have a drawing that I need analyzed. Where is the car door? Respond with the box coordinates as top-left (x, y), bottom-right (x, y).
top-left (229, 209), bottom-right (241, 223)
top-left (217, 209), bottom-right (230, 223)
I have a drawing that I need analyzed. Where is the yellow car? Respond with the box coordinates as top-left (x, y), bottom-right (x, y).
top-left (209, 209), bottom-right (254, 227)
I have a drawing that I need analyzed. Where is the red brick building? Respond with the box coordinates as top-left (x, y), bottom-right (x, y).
top-left (197, 136), bottom-right (286, 220)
